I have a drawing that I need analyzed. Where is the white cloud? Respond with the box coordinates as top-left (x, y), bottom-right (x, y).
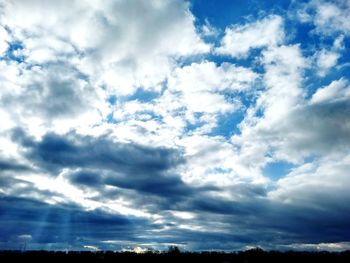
top-left (105, 59), bottom-right (258, 147)
top-left (312, 34), bottom-right (345, 77)
top-left (171, 211), bottom-right (196, 220)
top-left (1, 0), bottom-right (210, 97)
top-left (0, 0), bottom-right (212, 140)
top-left (201, 19), bottom-right (219, 37)
top-left (83, 245), bottom-right (99, 251)
top-left (0, 61), bottom-right (20, 132)
top-left (311, 78), bottom-right (350, 104)
top-left (226, 42), bottom-right (348, 183)
top-left (216, 15), bottom-right (284, 57)
top-left (269, 154), bottom-right (350, 208)
top-left (313, 0), bottom-right (350, 35)
top-left (22, 36), bottom-right (76, 64)
top-left (298, 0), bottom-right (350, 36)
top-left (0, 25), bottom-right (9, 56)
top-left (281, 242), bottom-right (350, 252)
top-left (315, 49), bottom-right (340, 76)
top-left (166, 44), bottom-right (329, 188)
top-left (234, 44), bottom-right (307, 164)
top-left (333, 34), bottom-right (345, 50)
top-left (100, 61), bottom-right (258, 150)
top-left (167, 61), bottom-right (257, 121)
top-left (169, 61), bottom-right (258, 93)
top-left (178, 134), bottom-right (266, 186)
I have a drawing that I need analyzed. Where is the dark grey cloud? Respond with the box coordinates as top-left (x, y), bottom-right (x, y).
top-left (0, 195), bottom-right (153, 250)
top-left (0, 159), bottom-right (29, 172)
top-left (10, 129), bottom-right (198, 200)
top-left (104, 172), bottom-right (193, 197)
top-left (5, 128), bottom-right (350, 250)
top-left (69, 171), bottom-right (103, 187)
top-left (13, 130), bottom-right (183, 175)
top-left (264, 202), bottom-right (350, 244)
top-left (0, 176), bottom-right (30, 191)
top-left (189, 198), bottom-right (260, 215)
top-left (0, 175), bottom-right (68, 208)
top-left (1, 185), bottom-right (350, 250)
top-left (163, 185), bottom-right (350, 249)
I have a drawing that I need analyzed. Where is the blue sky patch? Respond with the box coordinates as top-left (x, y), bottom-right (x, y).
top-left (5, 42), bottom-right (25, 63)
top-left (263, 161), bottom-right (295, 181)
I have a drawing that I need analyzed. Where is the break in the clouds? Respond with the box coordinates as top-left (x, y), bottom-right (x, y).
top-left (1, 0), bottom-right (350, 252)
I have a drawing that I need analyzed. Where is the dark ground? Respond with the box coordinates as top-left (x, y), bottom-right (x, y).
top-left (1, 249), bottom-right (350, 262)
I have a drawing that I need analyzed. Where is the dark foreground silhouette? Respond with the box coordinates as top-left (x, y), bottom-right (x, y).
top-left (1, 248), bottom-right (350, 262)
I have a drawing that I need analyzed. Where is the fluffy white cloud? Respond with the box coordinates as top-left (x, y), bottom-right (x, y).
top-left (88, 60), bottom-right (261, 186)
top-left (178, 134), bottom-right (267, 188)
top-left (269, 154), bottom-right (350, 208)
top-left (312, 35), bottom-right (344, 77)
top-left (216, 15), bottom-right (284, 57)
top-left (1, 0), bottom-right (210, 97)
top-left (311, 78), bottom-right (350, 103)
top-left (298, 0), bottom-right (350, 36)
top-left (233, 42), bottom-right (350, 168)
top-left (167, 61), bottom-right (257, 115)
top-left (102, 61), bottom-right (258, 149)
top-left (333, 35), bottom-right (345, 50)
top-left (259, 45), bottom-right (306, 115)
top-left (0, 0), bottom-right (212, 140)
top-left (22, 36), bottom-right (76, 64)
top-left (315, 49), bottom-right (340, 76)
top-left (233, 44), bottom-right (307, 165)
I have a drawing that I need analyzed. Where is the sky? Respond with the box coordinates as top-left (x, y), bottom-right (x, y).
top-left (0, 0), bottom-right (350, 252)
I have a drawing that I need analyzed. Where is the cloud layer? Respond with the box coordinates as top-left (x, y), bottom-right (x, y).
top-left (1, 0), bottom-right (350, 251)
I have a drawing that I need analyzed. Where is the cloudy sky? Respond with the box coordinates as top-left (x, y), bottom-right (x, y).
top-left (1, 0), bottom-right (350, 252)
